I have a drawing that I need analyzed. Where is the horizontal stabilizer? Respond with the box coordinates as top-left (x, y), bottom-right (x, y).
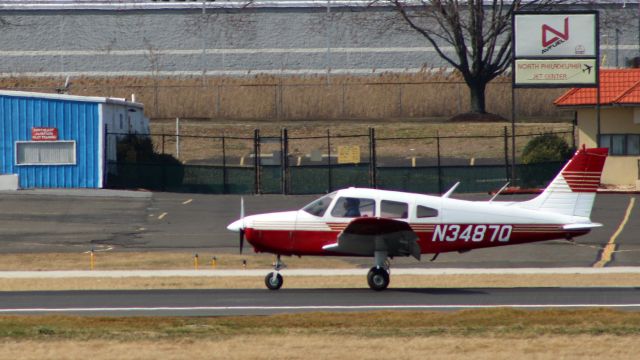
top-left (563, 223), bottom-right (603, 230)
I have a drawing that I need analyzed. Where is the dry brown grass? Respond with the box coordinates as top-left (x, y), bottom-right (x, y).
top-left (0, 252), bottom-right (352, 271)
top-left (1, 274), bottom-right (639, 292)
top-left (1, 310), bottom-right (640, 359)
top-left (0, 74), bottom-right (569, 121)
top-left (151, 120), bottom-right (573, 163)
top-left (3, 335), bottom-right (639, 360)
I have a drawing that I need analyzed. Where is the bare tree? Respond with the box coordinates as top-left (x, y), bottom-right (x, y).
top-left (390, 0), bottom-right (558, 115)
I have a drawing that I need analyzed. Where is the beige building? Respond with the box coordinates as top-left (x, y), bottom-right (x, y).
top-left (555, 69), bottom-right (640, 188)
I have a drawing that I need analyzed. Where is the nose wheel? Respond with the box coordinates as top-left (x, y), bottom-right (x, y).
top-left (265, 255), bottom-right (286, 290)
top-left (265, 272), bottom-right (283, 290)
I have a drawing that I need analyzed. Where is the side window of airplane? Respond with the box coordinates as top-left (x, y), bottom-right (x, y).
top-left (331, 197), bottom-right (375, 218)
top-left (380, 200), bottom-right (408, 219)
top-left (417, 205), bottom-right (439, 218)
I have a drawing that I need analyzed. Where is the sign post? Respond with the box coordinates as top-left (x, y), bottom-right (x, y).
top-left (512, 11), bottom-right (599, 183)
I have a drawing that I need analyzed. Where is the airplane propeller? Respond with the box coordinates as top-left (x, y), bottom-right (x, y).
top-left (239, 197), bottom-right (245, 254)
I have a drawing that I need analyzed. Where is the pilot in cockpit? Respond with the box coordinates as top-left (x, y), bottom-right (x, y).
top-left (343, 197), bottom-right (361, 217)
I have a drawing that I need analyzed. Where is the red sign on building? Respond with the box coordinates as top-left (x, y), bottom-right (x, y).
top-left (31, 127), bottom-right (59, 141)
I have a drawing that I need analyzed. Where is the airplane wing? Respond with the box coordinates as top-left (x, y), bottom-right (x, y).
top-left (322, 217), bottom-right (421, 260)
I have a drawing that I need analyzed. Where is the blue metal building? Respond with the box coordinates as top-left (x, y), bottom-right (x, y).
top-left (0, 90), bottom-right (148, 189)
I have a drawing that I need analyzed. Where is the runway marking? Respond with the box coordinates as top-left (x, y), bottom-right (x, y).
top-left (2, 304), bottom-right (640, 314)
top-left (182, 199), bottom-right (193, 205)
top-left (81, 246), bottom-right (114, 253)
top-left (158, 212), bottom-right (168, 220)
top-left (594, 197), bottom-right (635, 268)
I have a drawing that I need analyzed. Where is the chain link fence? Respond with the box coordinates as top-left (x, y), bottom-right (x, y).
top-left (106, 126), bottom-right (574, 195)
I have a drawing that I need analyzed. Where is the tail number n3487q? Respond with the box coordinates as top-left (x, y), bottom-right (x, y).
top-left (432, 224), bottom-right (512, 243)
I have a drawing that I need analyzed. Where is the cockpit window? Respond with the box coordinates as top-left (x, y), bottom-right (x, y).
top-left (331, 197), bottom-right (376, 218)
top-left (302, 193), bottom-right (336, 217)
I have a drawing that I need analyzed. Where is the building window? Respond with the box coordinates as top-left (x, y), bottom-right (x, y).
top-left (599, 134), bottom-right (640, 156)
top-left (16, 141), bottom-right (76, 165)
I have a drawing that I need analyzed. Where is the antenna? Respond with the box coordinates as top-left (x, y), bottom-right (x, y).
top-left (489, 182), bottom-right (510, 202)
top-left (55, 75), bottom-right (71, 94)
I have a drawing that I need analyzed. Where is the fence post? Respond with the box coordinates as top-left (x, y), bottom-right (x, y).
top-left (281, 128), bottom-right (288, 195)
top-left (175, 117), bottom-right (180, 160)
top-left (222, 135), bottom-right (227, 194)
top-left (327, 129), bottom-right (332, 192)
top-left (254, 129), bottom-right (261, 194)
top-left (369, 128), bottom-right (377, 188)
top-left (161, 133), bottom-right (166, 191)
top-left (436, 131), bottom-right (442, 195)
top-left (504, 126), bottom-right (510, 182)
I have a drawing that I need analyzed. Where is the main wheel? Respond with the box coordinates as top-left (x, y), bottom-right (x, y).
top-left (265, 272), bottom-right (283, 290)
top-left (367, 267), bottom-right (390, 291)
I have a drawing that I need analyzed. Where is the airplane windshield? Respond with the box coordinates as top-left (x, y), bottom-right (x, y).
top-left (302, 192), bottom-right (336, 217)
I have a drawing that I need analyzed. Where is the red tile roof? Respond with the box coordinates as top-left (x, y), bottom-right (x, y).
top-left (554, 68), bottom-right (640, 106)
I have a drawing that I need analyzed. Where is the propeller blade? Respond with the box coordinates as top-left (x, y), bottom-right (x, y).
top-left (239, 229), bottom-right (245, 254)
top-left (240, 196), bottom-right (245, 221)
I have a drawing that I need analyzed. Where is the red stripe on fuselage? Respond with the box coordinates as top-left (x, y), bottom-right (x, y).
top-left (244, 224), bottom-right (590, 256)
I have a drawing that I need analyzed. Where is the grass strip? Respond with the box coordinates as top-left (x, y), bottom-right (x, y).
top-left (1, 274), bottom-right (640, 291)
top-left (1, 309), bottom-right (640, 341)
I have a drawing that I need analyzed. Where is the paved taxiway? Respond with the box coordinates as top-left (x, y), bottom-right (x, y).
top-left (1, 287), bottom-right (639, 316)
top-left (0, 190), bottom-right (637, 269)
top-left (0, 190), bottom-right (637, 317)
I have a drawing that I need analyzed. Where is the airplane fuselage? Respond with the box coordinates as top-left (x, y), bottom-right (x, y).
top-left (235, 189), bottom-right (591, 257)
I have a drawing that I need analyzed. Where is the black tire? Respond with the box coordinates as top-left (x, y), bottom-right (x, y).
top-left (265, 272), bottom-right (283, 290)
top-left (367, 267), bottom-right (390, 291)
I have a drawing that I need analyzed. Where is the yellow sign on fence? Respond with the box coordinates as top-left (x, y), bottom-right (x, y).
top-left (338, 145), bottom-right (361, 164)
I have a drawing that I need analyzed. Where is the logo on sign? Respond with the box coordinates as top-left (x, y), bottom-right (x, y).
top-left (541, 17), bottom-right (569, 54)
top-left (32, 127), bottom-right (58, 141)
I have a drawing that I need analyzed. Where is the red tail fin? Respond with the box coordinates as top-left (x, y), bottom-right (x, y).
top-left (560, 147), bottom-right (608, 193)
top-left (520, 147), bottom-right (608, 218)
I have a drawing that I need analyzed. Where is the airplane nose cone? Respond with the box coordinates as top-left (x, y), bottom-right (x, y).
top-left (227, 219), bottom-right (243, 232)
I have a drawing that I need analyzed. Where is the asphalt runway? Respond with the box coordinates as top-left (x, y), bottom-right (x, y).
top-left (1, 287), bottom-right (639, 316)
top-left (0, 190), bottom-right (638, 268)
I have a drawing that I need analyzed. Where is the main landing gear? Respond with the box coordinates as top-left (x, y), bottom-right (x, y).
top-left (265, 255), bottom-right (286, 290)
top-left (263, 252), bottom-right (392, 291)
top-left (367, 251), bottom-right (391, 291)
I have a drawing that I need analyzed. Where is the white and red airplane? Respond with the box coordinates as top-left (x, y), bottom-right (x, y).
top-left (227, 147), bottom-right (608, 291)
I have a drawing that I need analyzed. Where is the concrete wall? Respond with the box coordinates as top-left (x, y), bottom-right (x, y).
top-left (0, 3), bottom-right (638, 77)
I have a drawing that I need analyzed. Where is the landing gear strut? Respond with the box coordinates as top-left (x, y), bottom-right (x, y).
top-left (265, 255), bottom-right (286, 290)
top-left (367, 251), bottom-right (390, 291)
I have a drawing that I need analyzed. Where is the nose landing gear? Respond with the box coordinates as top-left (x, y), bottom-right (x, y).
top-left (265, 255), bottom-right (286, 290)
